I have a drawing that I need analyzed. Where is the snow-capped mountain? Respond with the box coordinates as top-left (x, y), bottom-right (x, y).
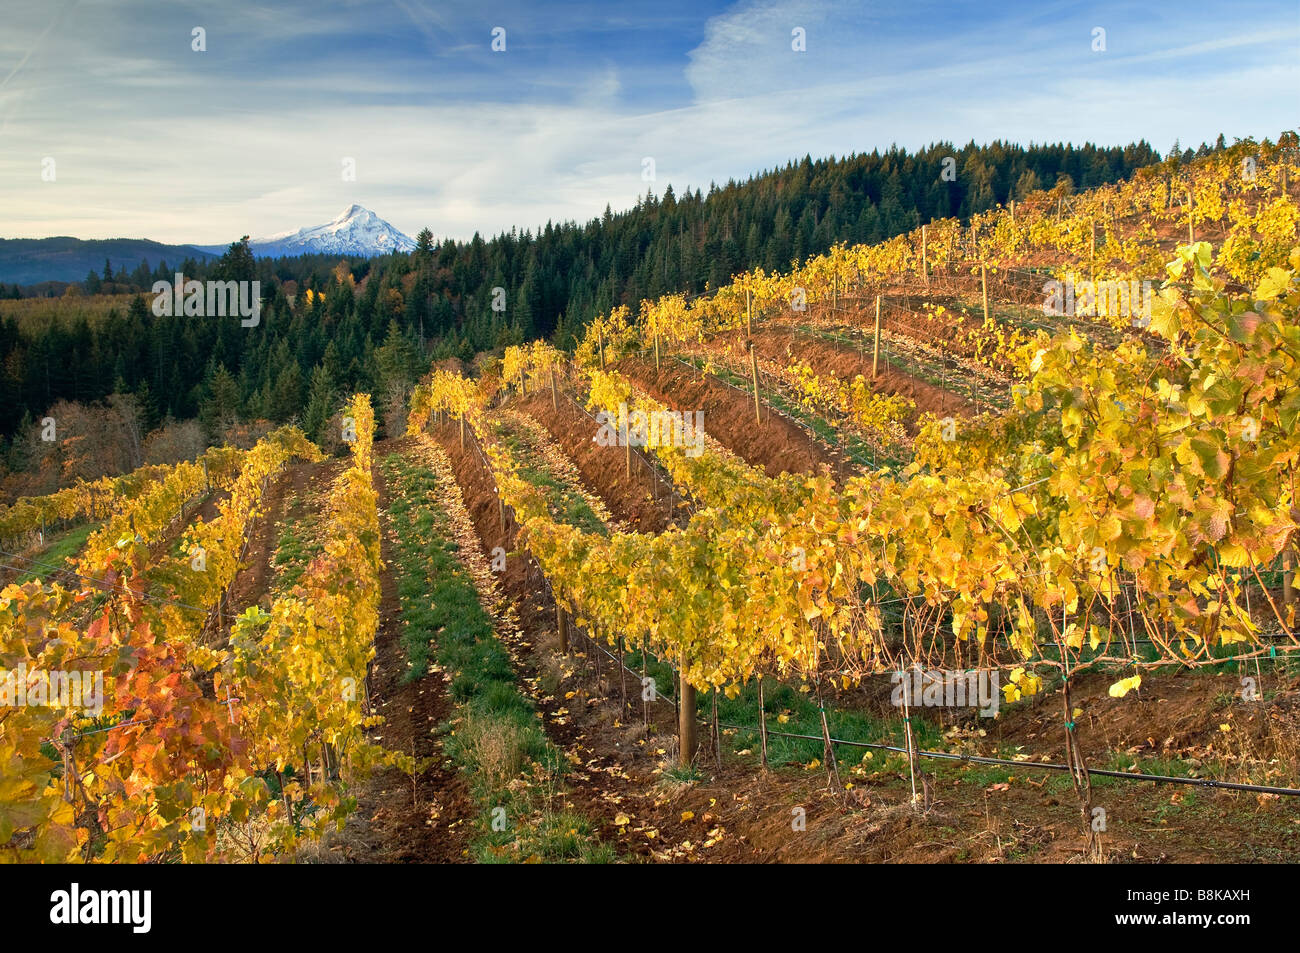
top-left (247, 205), bottom-right (417, 258)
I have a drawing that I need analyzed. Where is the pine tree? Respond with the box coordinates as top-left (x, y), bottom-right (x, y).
top-left (302, 363), bottom-right (335, 441)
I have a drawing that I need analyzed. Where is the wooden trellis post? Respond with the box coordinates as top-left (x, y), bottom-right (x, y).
top-left (1285, 545), bottom-right (1296, 607)
top-left (556, 604), bottom-right (569, 653)
top-left (748, 342), bottom-right (762, 423)
top-left (623, 403), bottom-right (632, 478)
top-left (872, 296), bottom-right (882, 379)
top-left (746, 288), bottom-right (752, 335)
top-left (981, 262), bottom-right (990, 323)
top-left (1187, 189), bottom-right (1195, 244)
top-left (921, 224), bottom-right (929, 289)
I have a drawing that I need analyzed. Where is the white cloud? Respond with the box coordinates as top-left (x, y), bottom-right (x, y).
top-left (0, 0), bottom-right (1296, 245)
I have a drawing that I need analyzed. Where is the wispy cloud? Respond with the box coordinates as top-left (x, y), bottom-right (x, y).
top-left (0, 0), bottom-right (1294, 244)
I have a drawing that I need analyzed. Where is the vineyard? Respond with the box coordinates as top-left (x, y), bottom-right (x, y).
top-left (3, 134), bottom-right (1300, 864)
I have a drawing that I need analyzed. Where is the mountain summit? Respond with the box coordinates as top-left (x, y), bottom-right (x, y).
top-left (248, 205), bottom-right (417, 258)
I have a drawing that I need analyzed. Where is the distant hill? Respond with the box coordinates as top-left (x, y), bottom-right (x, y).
top-left (0, 237), bottom-right (217, 285)
top-left (3, 206), bottom-right (417, 285)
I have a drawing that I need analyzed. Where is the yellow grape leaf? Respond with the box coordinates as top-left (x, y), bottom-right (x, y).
top-left (1108, 675), bottom-right (1142, 698)
top-left (1254, 267), bottom-right (1290, 301)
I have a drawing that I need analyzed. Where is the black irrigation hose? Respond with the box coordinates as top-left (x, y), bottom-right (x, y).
top-left (715, 721), bottom-right (1300, 797)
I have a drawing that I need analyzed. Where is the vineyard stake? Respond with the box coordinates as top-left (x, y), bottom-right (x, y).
top-left (550, 366), bottom-right (558, 411)
top-left (1187, 189), bottom-right (1195, 244)
top-left (901, 668), bottom-right (919, 810)
top-left (814, 676), bottom-right (841, 790)
top-left (1062, 676), bottom-right (1102, 862)
top-left (746, 287), bottom-right (752, 335)
top-left (921, 224), bottom-right (929, 289)
top-left (872, 296), bottom-right (882, 379)
top-left (624, 403), bottom-right (632, 480)
top-left (618, 635), bottom-right (628, 717)
top-left (758, 676), bottom-right (769, 771)
top-left (556, 603), bottom-right (569, 654)
top-left (981, 262), bottom-right (990, 324)
top-left (748, 342), bottom-right (762, 424)
top-left (642, 637), bottom-right (649, 729)
top-left (1284, 545), bottom-right (1295, 607)
top-left (1090, 219), bottom-right (1096, 279)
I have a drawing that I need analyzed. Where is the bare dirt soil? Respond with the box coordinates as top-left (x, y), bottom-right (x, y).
top-left (616, 356), bottom-right (841, 480)
top-left (515, 391), bottom-right (677, 533)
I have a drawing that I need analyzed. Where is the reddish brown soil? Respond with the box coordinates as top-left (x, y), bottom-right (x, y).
top-left (746, 322), bottom-right (979, 423)
top-left (190, 486), bottom-right (230, 525)
top-left (515, 392), bottom-right (676, 533)
top-left (224, 466), bottom-right (303, 617)
top-left (662, 746), bottom-right (1300, 863)
top-left (615, 356), bottom-right (842, 481)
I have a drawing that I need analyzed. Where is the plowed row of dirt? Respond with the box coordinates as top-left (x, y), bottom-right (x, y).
top-left (747, 321), bottom-right (980, 423)
top-left (515, 391), bottom-right (678, 534)
top-left (615, 355), bottom-right (842, 480)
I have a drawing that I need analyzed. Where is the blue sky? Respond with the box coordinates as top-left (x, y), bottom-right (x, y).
top-left (1, 0), bottom-right (1297, 244)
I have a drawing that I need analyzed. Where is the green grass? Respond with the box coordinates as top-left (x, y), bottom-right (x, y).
top-left (271, 497), bottom-right (324, 593)
top-left (709, 676), bottom-right (944, 771)
top-left (489, 422), bottom-right (607, 535)
top-left (380, 450), bottom-right (615, 863)
top-left (680, 353), bottom-right (903, 471)
top-left (16, 522), bottom-right (98, 583)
